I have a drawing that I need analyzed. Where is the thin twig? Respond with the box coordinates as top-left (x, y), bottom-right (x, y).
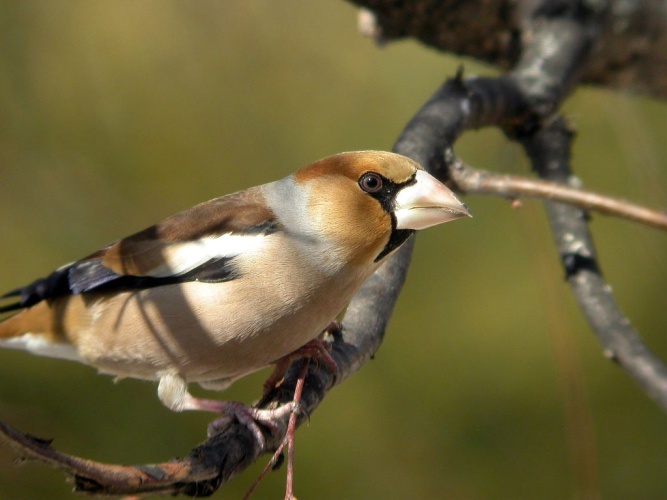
top-left (449, 155), bottom-right (667, 231)
top-left (285, 359), bottom-right (309, 500)
top-left (243, 359), bottom-right (310, 500)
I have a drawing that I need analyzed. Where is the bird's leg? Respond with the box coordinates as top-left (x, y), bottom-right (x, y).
top-left (182, 395), bottom-right (298, 446)
top-left (202, 322), bottom-right (339, 445)
top-left (263, 322), bottom-right (340, 395)
top-left (158, 373), bottom-right (297, 449)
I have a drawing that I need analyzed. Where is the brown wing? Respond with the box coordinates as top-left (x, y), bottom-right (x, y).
top-left (97, 187), bottom-right (277, 275)
top-left (0, 186), bottom-right (280, 311)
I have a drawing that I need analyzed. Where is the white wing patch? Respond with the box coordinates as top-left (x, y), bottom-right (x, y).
top-left (148, 233), bottom-right (269, 277)
top-left (0, 334), bottom-right (82, 362)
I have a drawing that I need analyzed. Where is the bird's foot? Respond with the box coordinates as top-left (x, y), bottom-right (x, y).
top-left (183, 395), bottom-right (300, 450)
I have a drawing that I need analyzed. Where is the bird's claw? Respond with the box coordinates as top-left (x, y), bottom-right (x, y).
top-left (206, 400), bottom-right (302, 452)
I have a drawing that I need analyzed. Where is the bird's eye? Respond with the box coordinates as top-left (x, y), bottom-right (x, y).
top-left (359, 172), bottom-right (383, 193)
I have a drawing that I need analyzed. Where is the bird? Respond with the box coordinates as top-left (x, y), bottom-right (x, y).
top-left (0, 150), bottom-right (470, 440)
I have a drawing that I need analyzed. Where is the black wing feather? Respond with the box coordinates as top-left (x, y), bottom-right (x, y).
top-left (0, 266), bottom-right (71, 312)
top-left (68, 260), bottom-right (121, 294)
top-left (0, 257), bottom-right (240, 313)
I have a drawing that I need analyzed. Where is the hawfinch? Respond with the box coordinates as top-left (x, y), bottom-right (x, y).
top-left (0, 151), bottom-right (470, 429)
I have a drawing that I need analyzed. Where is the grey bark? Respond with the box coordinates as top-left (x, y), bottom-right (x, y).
top-left (352, 0), bottom-right (667, 99)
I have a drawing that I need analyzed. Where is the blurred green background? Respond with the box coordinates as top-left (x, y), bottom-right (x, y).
top-left (0, 1), bottom-right (665, 499)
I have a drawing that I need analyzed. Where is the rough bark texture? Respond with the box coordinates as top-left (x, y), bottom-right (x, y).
top-left (353, 0), bottom-right (667, 99)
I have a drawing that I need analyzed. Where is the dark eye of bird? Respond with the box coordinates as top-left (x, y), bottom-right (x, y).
top-left (359, 172), bottom-right (383, 193)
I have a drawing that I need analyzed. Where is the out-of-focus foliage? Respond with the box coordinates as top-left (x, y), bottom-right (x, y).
top-left (0, 2), bottom-right (665, 498)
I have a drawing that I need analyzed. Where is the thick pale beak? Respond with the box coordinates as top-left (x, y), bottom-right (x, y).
top-left (394, 170), bottom-right (472, 230)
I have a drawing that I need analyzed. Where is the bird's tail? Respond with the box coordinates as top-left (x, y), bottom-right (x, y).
top-left (0, 287), bottom-right (25, 313)
top-left (0, 278), bottom-right (59, 340)
top-left (0, 319), bottom-right (33, 365)
top-left (0, 295), bottom-right (57, 341)
top-left (0, 290), bottom-right (26, 339)
top-left (0, 300), bottom-right (82, 362)
top-left (0, 308), bottom-right (31, 340)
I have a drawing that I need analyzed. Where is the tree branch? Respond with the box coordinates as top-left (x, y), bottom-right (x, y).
top-left (448, 154), bottom-right (667, 231)
top-left (515, 116), bottom-right (667, 410)
top-left (351, 0), bottom-right (667, 99)
top-left (500, 0), bottom-right (667, 412)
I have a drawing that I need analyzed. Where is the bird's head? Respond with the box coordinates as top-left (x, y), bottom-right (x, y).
top-left (281, 151), bottom-right (471, 266)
